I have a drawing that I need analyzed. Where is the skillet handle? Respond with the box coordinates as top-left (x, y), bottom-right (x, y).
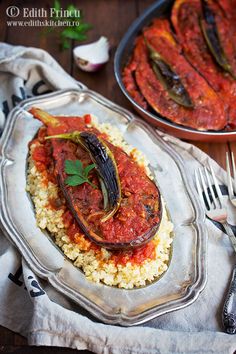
top-left (222, 264), bottom-right (236, 334)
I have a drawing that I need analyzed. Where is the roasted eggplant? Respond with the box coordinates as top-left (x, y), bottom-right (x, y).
top-left (171, 0), bottom-right (230, 91)
top-left (123, 19), bottom-right (226, 131)
top-left (147, 43), bottom-right (193, 108)
top-left (29, 107), bottom-right (162, 250)
top-left (200, 0), bottom-right (234, 77)
top-left (206, 0), bottom-right (236, 77)
top-left (122, 54), bottom-right (148, 110)
top-left (46, 131), bottom-right (121, 222)
top-left (171, 0), bottom-right (236, 128)
top-left (121, 0), bottom-right (236, 130)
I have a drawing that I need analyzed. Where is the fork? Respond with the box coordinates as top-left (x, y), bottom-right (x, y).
top-left (195, 164), bottom-right (236, 334)
top-left (226, 151), bottom-right (236, 207)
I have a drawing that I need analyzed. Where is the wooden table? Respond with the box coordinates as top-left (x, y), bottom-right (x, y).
top-left (0, 0), bottom-right (234, 352)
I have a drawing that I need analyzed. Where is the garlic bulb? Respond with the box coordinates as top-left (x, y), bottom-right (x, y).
top-left (73, 36), bottom-right (109, 72)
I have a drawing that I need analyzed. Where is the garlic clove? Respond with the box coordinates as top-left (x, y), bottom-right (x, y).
top-left (73, 36), bottom-right (109, 72)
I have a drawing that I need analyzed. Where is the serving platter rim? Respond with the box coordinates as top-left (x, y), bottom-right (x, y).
top-left (0, 88), bottom-right (207, 325)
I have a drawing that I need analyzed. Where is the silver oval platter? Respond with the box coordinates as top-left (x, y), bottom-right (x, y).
top-left (0, 88), bottom-right (207, 326)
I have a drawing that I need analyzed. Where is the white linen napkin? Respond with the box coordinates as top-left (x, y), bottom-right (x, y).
top-left (0, 42), bottom-right (235, 354)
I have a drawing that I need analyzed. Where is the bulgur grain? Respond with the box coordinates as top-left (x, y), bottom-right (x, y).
top-left (26, 120), bottom-right (173, 289)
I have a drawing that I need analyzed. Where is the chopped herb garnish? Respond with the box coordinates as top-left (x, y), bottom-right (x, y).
top-left (42, 0), bottom-right (92, 50)
top-left (65, 159), bottom-right (97, 188)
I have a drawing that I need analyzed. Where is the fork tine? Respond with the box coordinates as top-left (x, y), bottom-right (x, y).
top-left (208, 162), bottom-right (224, 207)
top-left (226, 152), bottom-right (234, 199)
top-left (204, 166), bottom-right (218, 208)
top-left (231, 151), bottom-right (236, 194)
top-left (198, 168), bottom-right (212, 209)
top-left (195, 170), bottom-right (206, 208)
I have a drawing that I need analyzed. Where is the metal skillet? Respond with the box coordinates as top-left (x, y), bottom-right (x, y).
top-left (114, 0), bottom-right (236, 142)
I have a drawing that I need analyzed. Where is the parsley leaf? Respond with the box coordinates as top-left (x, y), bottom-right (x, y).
top-left (43, 0), bottom-right (92, 51)
top-left (64, 159), bottom-right (97, 188)
top-left (65, 160), bottom-right (83, 175)
top-left (83, 164), bottom-right (97, 178)
top-left (65, 175), bottom-right (85, 186)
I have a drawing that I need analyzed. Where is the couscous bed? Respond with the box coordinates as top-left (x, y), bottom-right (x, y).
top-left (26, 114), bottom-right (173, 289)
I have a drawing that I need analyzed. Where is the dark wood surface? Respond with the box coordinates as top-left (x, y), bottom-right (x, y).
top-left (0, 0), bottom-right (234, 352)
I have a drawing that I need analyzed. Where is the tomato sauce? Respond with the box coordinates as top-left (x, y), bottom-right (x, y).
top-left (171, 0), bottom-right (236, 128)
top-left (42, 115), bottom-right (161, 244)
top-left (111, 241), bottom-right (156, 266)
top-left (62, 209), bottom-right (156, 265)
top-left (134, 20), bottom-right (226, 131)
top-left (30, 114), bottom-right (160, 265)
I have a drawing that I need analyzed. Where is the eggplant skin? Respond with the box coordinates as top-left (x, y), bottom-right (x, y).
top-left (151, 58), bottom-right (194, 108)
top-left (147, 42), bottom-right (194, 108)
top-left (79, 131), bottom-right (121, 219)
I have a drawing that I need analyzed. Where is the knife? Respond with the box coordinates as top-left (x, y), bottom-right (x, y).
top-left (222, 263), bottom-right (236, 334)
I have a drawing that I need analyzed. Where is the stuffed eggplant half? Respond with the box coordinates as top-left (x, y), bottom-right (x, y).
top-left (27, 108), bottom-right (173, 288)
top-left (123, 0), bottom-right (236, 131)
